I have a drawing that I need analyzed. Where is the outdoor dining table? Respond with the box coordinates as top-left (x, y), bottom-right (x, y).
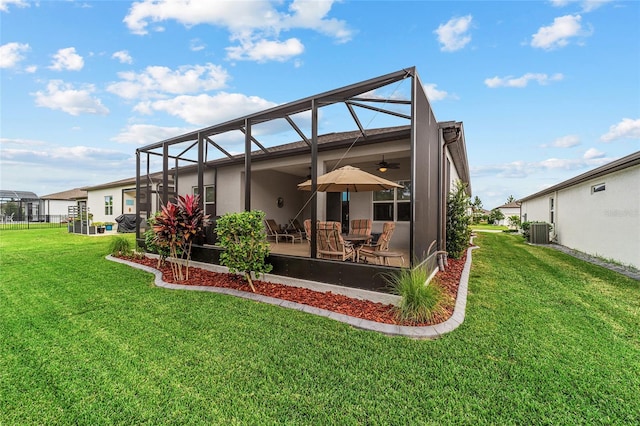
top-left (343, 234), bottom-right (371, 245)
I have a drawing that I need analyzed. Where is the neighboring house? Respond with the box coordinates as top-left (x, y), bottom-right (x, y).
top-left (493, 201), bottom-right (521, 226)
top-left (83, 177), bottom-right (139, 224)
top-left (41, 188), bottom-right (87, 216)
top-left (519, 150), bottom-right (640, 270)
top-left (134, 67), bottom-right (471, 291)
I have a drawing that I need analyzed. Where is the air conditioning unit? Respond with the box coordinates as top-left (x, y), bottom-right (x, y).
top-left (530, 223), bottom-right (550, 244)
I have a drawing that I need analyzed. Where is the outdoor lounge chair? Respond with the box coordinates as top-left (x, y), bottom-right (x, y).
top-left (350, 218), bottom-right (372, 242)
top-left (357, 222), bottom-right (399, 264)
top-left (303, 219), bottom-right (312, 245)
top-left (265, 219), bottom-right (295, 244)
top-left (316, 221), bottom-right (355, 262)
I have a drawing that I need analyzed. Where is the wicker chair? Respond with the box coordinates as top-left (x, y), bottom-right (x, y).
top-left (350, 218), bottom-right (372, 242)
top-left (316, 221), bottom-right (355, 262)
top-left (357, 222), bottom-right (396, 264)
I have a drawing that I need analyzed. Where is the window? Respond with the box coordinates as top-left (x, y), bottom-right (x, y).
top-left (373, 180), bottom-right (411, 222)
top-left (549, 197), bottom-right (554, 224)
top-left (193, 185), bottom-right (216, 215)
top-left (591, 183), bottom-right (605, 193)
top-left (104, 196), bottom-right (113, 215)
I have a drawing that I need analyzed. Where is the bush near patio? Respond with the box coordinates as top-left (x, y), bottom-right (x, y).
top-left (215, 209), bottom-right (273, 292)
top-left (446, 180), bottom-right (471, 259)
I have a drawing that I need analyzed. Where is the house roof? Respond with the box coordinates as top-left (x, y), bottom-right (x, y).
top-left (0, 190), bottom-right (39, 200)
top-left (519, 150), bottom-right (640, 202)
top-left (40, 188), bottom-right (87, 200)
top-left (496, 201), bottom-right (521, 209)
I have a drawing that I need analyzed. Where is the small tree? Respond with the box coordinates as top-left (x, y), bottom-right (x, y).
top-left (471, 196), bottom-right (484, 224)
top-left (488, 208), bottom-right (504, 225)
top-left (152, 194), bottom-right (207, 281)
top-left (144, 213), bottom-right (171, 268)
top-left (508, 215), bottom-right (521, 229)
top-left (446, 180), bottom-right (471, 259)
top-left (216, 210), bottom-right (273, 292)
top-left (506, 195), bottom-right (516, 203)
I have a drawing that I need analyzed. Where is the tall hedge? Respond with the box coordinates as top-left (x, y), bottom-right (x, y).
top-left (446, 180), bottom-right (471, 259)
top-left (215, 210), bottom-right (273, 292)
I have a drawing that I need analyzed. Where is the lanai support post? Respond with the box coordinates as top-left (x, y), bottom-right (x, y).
top-left (244, 119), bottom-right (251, 211)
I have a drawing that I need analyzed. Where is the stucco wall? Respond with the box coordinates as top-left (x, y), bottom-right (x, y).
top-left (87, 187), bottom-right (123, 223)
top-left (42, 199), bottom-right (75, 216)
top-left (521, 165), bottom-right (640, 269)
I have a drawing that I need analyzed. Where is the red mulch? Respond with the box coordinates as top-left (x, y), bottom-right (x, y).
top-left (120, 251), bottom-right (467, 326)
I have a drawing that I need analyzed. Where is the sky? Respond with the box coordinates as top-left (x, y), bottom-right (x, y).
top-left (1, 0), bottom-right (639, 210)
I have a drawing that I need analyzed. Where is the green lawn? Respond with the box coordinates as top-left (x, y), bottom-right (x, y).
top-left (1, 228), bottom-right (638, 424)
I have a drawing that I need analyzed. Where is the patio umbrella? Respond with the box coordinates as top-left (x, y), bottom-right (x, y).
top-left (297, 165), bottom-right (402, 192)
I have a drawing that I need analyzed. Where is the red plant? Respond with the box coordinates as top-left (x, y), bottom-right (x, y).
top-left (152, 194), bottom-right (209, 281)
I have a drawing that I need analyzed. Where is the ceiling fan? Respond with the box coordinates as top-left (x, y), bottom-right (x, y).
top-left (376, 156), bottom-right (400, 172)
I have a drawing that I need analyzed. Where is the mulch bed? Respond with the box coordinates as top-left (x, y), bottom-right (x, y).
top-left (120, 251), bottom-right (467, 326)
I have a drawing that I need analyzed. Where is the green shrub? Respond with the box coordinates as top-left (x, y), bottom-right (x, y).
top-left (144, 213), bottom-right (171, 268)
top-left (446, 180), bottom-right (471, 259)
top-left (216, 210), bottom-right (272, 292)
top-left (109, 236), bottom-right (133, 257)
top-left (386, 265), bottom-right (447, 323)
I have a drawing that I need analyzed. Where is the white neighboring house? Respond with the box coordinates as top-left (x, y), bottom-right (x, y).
top-left (519, 151), bottom-right (640, 270)
top-left (84, 177), bottom-right (138, 224)
top-left (494, 201), bottom-right (521, 226)
top-left (40, 188), bottom-right (87, 216)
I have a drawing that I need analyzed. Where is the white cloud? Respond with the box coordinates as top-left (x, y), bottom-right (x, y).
top-left (550, 135), bottom-right (581, 148)
top-left (135, 92), bottom-right (277, 126)
top-left (423, 83), bottom-right (449, 101)
top-left (0, 141), bottom-right (130, 167)
top-left (112, 50), bottom-right (133, 64)
top-left (472, 155), bottom-right (613, 178)
top-left (107, 63), bottom-right (229, 100)
top-left (484, 73), bottom-right (564, 88)
top-left (190, 38), bottom-right (205, 51)
top-left (33, 80), bottom-right (109, 116)
top-left (25, 65), bottom-right (37, 73)
top-left (48, 47), bottom-right (84, 71)
top-left (600, 118), bottom-right (640, 142)
top-left (123, 0), bottom-right (351, 62)
top-left (0, 42), bottom-right (30, 68)
top-left (0, 0), bottom-right (29, 12)
top-left (111, 124), bottom-right (192, 144)
top-left (550, 0), bottom-right (613, 12)
top-left (434, 15), bottom-right (472, 52)
top-left (226, 37), bottom-right (304, 62)
top-left (531, 14), bottom-right (589, 50)
top-left (583, 147), bottom-right (605, 159)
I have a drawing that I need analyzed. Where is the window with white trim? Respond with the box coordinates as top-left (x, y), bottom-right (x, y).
top-left (193, 185), bottom-right (216, 215)
top-left (373, 180), bottom-right (411, 222)
top-left (104, 195), bottom-right (113, 215)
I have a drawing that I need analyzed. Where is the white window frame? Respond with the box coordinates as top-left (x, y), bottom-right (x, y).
top-left (104, 195), bottom-right (113, 215)
top-left (372, 180), bottom-right (411, 222)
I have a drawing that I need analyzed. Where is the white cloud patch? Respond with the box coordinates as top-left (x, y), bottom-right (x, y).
top-left (190, 38), bottom-right (205, 51)
top-left (33, 80), bottom-right (109, 116)
top-left (107, 63), bottom-right (229, 100)
top-left (135, 92), bottom-right (277, 126)
top-left (25, 65), bottom-right (37, 73)
top-left (226, 37), bottom-right (304, 62)
top-left (531, 14), bottom-right (589, 50)
top-left (112, 50), bottom-right (133, 64)
top-left (484, 73), bottom-right (564, 88)
top-left (472, 155), bottom-right (612, 179)
top-left (123, 0), bottom-right (351, 62)
top-left (550, 0), bottom-right (613, 12)
top-left (423, 83), bottom-right (449, 101)
top-left (111, 124), bottom-right (192, 144)
top-left (0, 0), bottom-right (29, 12)
top-left (48, 47), bottom-right (84, 71)
top-left (434, 15), bottom-right (472, 52)
top-left (0, 140), bottom-right (130, 168)
top-left (550, 134), bottom-right (581, 148)
top-left (583, 147), bottom-right (605, 159)
top-left (600, 118), bottom-right (640, 142)
top-left (0, 42), bottom-right (30, 68)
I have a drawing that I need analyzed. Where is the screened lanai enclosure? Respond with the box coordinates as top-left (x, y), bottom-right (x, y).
top-left (0, 190), bottom-right (42, 223)
top-left (135, 67), bottom-right (470, 292)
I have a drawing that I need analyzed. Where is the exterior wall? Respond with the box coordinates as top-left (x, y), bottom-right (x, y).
top-left (42, 199), bottom-right (75, 216)
top-left (498, 206), bottom-right (521, 226)
top-left (521, 165), bottom-right (640, 269)
top-left (87, 186), bottom-right (126, 223)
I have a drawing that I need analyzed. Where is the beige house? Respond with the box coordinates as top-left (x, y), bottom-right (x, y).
top-left (519, 151), bottom-right (640, 269)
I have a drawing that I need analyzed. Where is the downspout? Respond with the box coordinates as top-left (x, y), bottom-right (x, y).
top-left (441, 126), bottom-right (460, 271)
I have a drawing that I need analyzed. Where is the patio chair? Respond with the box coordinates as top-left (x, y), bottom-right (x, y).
top-left (303, 219), bottom-right (312, 245)
top-left (265, 219), bottom-right (295, 244)
top-left (357, 222), bottom-right (398, 264)
top-left (287, 218), bottom-right (306, 242)
top-left (316, 221), bottom-right (355, 262)
top-left (350, 218), bottom-right (372, 242)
